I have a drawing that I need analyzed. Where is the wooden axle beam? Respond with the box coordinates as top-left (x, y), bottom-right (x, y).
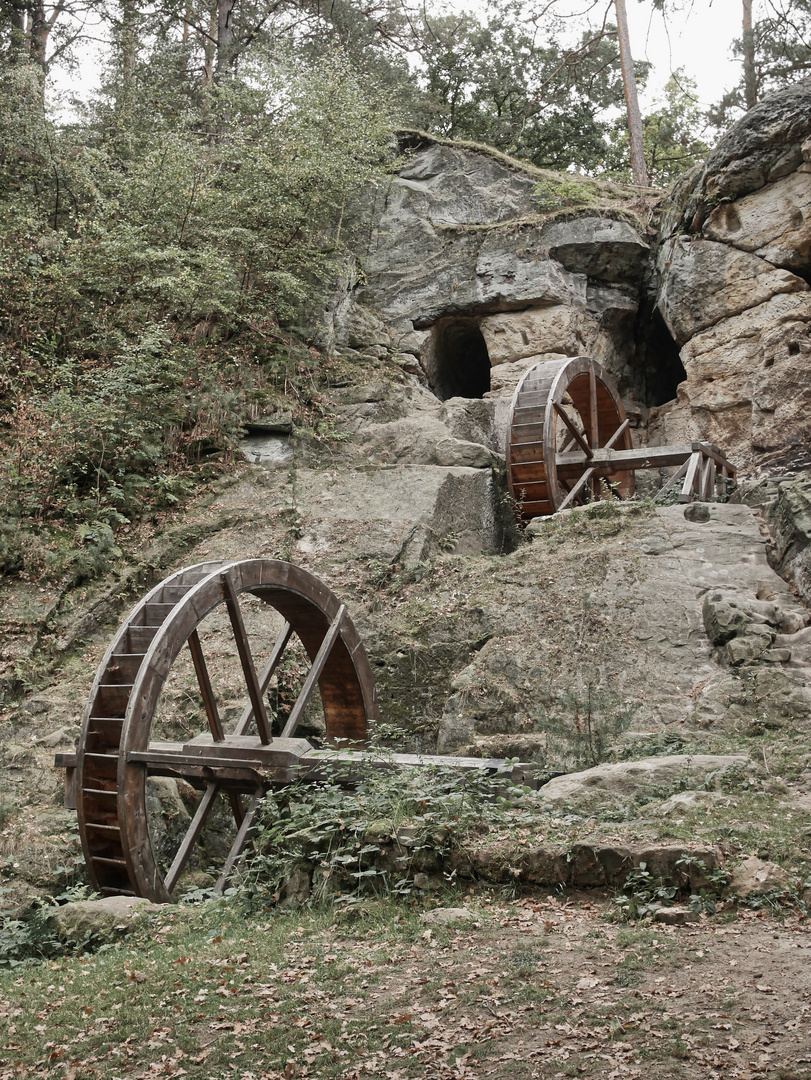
top-left (56, 738), bottom-right (543, 811)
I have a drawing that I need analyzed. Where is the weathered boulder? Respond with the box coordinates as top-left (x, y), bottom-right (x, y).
top-left (766, 471), bottom-right (811, 605)
top-left (421, 907), bottom-right (476, 926)
top-left (47, 896), bottom-right (159, 943)
top-left (537, 755), bottom-right (748, 805)
top-left (433, 437), bottom-right (498, 468)
top-left (726, 856), bottom-right (794, 898)
top-left (539, 215), bottom-right (650, 283)
top-left (656, 236), bottom-right (807, 346)
top-left (655, 79), bottom-right (811, 475)
top-left (653, 790), bottom-right (736, 815)
top-left (703, 168), bottom-right (811, 272)
top-left (667, 78), bottom-right (811, 231)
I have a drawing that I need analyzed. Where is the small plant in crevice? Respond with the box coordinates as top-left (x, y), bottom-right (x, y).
top-left (612, 862), bottom-right (677, 921)
top-left (676, 854), bottom-right (730, 914)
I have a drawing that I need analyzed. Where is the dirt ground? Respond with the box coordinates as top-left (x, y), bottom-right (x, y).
top-left (2, 895), bottom-right (810, 1080)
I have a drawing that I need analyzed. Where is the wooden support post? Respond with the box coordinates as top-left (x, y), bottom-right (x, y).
top-left (654, 459), bottom-right (690, 502)
top-left (679, 451), bottom-right (702, 503)
top-left (214, 789), bottom-right (263, 894)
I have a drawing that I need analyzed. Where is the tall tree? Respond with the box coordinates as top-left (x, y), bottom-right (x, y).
top-left (742, 0), bottom-right (757, 108)
top-left (613, 0), bottom-right (648, 185)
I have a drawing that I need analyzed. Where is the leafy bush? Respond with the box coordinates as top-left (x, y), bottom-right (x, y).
top-left (0, 51), bottom-right (392, 580)
top-left (240, 761), bottom-right (513, 905)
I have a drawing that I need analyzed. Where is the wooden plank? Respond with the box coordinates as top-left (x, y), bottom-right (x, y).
top-left (281, 606), bottom-right (346, 739)
top-left (221, 571), bottom-right (272, 745)
top-left (700, 455), bottom-right (716, 500)
top-left (187, 630), bottom-right (225, 742)
top-left (556, 445), bottom-right (693, 469)
top-left (679, 450), bottom-right (703, 503)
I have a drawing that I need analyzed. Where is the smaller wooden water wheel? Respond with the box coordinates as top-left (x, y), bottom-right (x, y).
top-left (75, 560), bottom-right (378, 902)
top-left (506, 356), bottom-right (635, 522)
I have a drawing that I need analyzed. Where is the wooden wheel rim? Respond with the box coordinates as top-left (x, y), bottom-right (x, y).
top-left (76, 559), bottom-right (377, 901)
top-left (506, 356), bottom-right (635, 521)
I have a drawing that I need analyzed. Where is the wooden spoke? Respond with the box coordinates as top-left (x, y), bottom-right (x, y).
top-left (187, 630), bottom-right (224, 742)
top-left (558, 466), bottom-right (597, 512)
top-left (214, 789), bottom-right (263, 894)
top-left (281, 605), bottom-right (346, 738)
top-left (221, 571), bottom-right (272, 745)
top-left (164, 783), bottom-right (219, 894)
top-left (553, 402), bottom-right (592, 457)
top-left (234, 620), bottom-right (294, 737)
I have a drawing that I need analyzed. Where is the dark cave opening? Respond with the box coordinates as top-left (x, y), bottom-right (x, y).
top-left (426, 319), bottom-right (491, 400)
top-left (637, 306), bottom-right (687, 407)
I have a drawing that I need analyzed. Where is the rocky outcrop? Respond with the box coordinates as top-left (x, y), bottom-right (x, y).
top-left (436, 501), bottom-right (811, 759)
top-left (654, 78), bottom-right (811, 475)
top-left (537, 754), bottom-right (749, 805)
top-left (332, 135), bottom-right (656, 418)
top-left (764, 471), bottom-right (811, 606)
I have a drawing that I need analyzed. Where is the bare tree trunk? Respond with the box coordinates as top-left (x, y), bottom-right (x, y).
top-left (743, 0), bottom-right (757, 109)
top-left (119, 0), bottom-right (138, 85)
top-left (614, 0), bottom-right (649, 187)
top-left (29, 0), bottom-right (49, 69)
top-left (215, 0), bottom-right (236, 79)
top-left (9, 4), bottom-right (29, 58)
top-left (201, 0), bottom-right (217, 86)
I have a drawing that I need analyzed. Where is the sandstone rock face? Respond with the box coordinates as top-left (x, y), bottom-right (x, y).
top-left (765, 471), bottom-right (811, 605)
top-left (537, 754), bottom-right (748, 805)
top-left (655, 78), bottom-right (811, 475)
top-left (437, 502), bottom-right (811, 758)
top-left (340, 136), bottom-right (652, 414)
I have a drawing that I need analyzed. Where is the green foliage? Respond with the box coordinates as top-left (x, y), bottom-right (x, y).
top-left (606, 71), bottom-right (710, 186)
top-left (0, 49), bottom-right (392, 580)
top-left (241, 761), bottom-right (512, 904)
top-left (407, 0), bottom-right (645, 172)
top-left (613, 862), bottom-right (678, 920)
top-left (0, 886), bottom-right (100, 967)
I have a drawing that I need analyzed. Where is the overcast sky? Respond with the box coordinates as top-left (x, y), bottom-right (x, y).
top-left (624, 0), bottom-right (743, 107)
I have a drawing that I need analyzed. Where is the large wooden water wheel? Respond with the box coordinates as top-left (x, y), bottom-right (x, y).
top-left (506, 356), bottom-right (635, 522)
top-left (74, 560), bottom-right (378, 902)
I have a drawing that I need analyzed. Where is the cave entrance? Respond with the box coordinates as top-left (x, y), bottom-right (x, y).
top-left (426, 318), bottom-right (491, 400)
top-left (636, 306), bottom-right (687, 407)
